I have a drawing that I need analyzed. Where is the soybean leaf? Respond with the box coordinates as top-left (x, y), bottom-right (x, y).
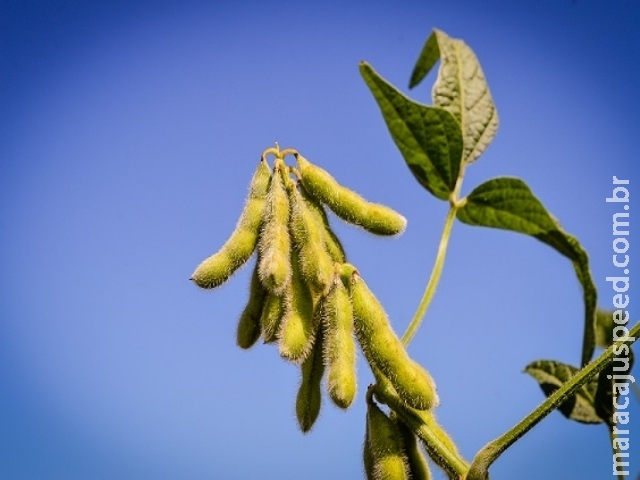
top-left (524, 360), bottom-right (602, 424)
top-left (408, 32), bottom-right (439, 90)
top-left (360, 62), bottom-right (463, 201)
top-left (409, 29), bottom-right (498, 164)
top-left (456, 177), bottom-right (597, 367)
top-left (594, 347), bottom-right (634, 427)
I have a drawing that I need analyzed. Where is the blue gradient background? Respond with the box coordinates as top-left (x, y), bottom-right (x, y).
top-left (1, 1), bottom-right (638, 479)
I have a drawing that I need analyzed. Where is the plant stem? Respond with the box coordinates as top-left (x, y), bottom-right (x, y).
top-left (402, 204), bottom-right (457, 346)
top-left (466, 322), bottom-right (640, 480)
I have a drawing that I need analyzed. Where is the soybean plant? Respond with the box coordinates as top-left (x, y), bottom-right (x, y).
top-left (190, 28), bottom-right (638, 480)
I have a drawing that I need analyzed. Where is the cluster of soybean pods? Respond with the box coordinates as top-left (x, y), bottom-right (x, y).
top-left (191, 147), bottom-right (439, 479)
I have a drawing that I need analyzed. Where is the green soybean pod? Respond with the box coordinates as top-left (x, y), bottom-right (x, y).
top-left (257, 160), bottom-right (291, 294)
top-left (289, 184), bottom-right (335, 294)
top-left (350, 274), bottom-right (439, 411)
top-left (322, 222), bottom-right (347, 264)
top-left (191, 159), bottom-right (271, 288)
top-left (363, 424), bottom-right (374, 480)
top-left (296, 154), bottom-right (406, 236)
top-left (278, 250), bottom-right (316, 364)
top-left (236, 262), bottom-right (266, 349)
top-left (365, 400), bottom-right (409, 480)
top-left (260, 293), bottom-right (286, 343)
top-left (391, 412), bottom-right (432, 480)
top-left (295, 327), bottom-right (325, 433)
top-left (299, 185), bottom-right (346, 263)
top-left (321, 274), bottom-right (357, 409)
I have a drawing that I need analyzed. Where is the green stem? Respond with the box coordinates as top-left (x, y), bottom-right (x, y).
top-left (402, 204), bottom-right (457, 346)
top-left (466, 322), bottom-right (640, 480)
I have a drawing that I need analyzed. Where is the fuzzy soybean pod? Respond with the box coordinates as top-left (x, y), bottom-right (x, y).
top-left (278, 250), bottom-right (316, 364)
top-left (236, 262), bottom-right (266, 349)
top-left (191, 159), bottom-right (271, 288)
top-left (391, 412), bottom-right (432, 480)
top-left (260, 293), bottom-right (286, 343)
top-left (257, 161), bottom-right (292, 294)
top-left (363, 426), bottom-right (374, 480)
top-left (299, 185), bottom-right (346, 264)
top-left (295, 327), bottom-right (325, 433)
top-left (350, 274), bottom-right (439, 411)
top-left (365, 400), bottom-right (409, 480)
top-left (289, 185), bottom-right (335, 294)
top-left (295, 154), bottom-right (406, 236)
top-left (321, 274), bottom-right (357, 409)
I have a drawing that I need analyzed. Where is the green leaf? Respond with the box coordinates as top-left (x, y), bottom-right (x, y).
top-left (456, 177), bottom-right (597, 367)
top-left (408, 32), bottom-right (439, 89)
top-left (409, 29), bottom-right (498, 164)
top-left (524, 360), bottom-right (602, 424)
top-left (360, 62), bottom-right (463, 201)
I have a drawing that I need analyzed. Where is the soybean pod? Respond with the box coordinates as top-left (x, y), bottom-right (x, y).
top-left (289, 184), bottom-right (335, 294)
top-left (299, 184), bottom-right (346, 263)
top-left (260, 293), bottom-right (286, 343)
top-left (191, 158), bottom-right (271, 288)
top-left (295, 327), bottom-right (325, 433)
top-left (365, 398), bottom-right (409, 480)
top-left (349, 273), bottom-right (439, 410)
top-left (277, 249), bottom-right (316, 364)
top-left (236, 262), bottom-right (266, 349)
top-left (296, 154), bottom-right (406, 236)
top-left (363, 424), bottom-right (374, 480)
top-left (257, 159), bottom-right (292, 294)
top-left (321, 273), bottom-right (357, 409)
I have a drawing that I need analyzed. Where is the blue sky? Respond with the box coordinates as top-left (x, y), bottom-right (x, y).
top-left (1, 1), bottom-right (638, 479)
